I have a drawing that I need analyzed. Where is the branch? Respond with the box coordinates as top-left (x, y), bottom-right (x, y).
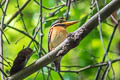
top-left (34, 0), bottom-right (65, 10)
top-left (95, 20), bottom-right (119, 80)
top-left (5, 24), bottom-right (39, 45)
top-left (0, 0), bottom-right (9, 79)
top-left (3, 0), bottom-right (31, 30)
top-left (38, 0), bottom-right (43, 56)
top-left (95, 0), bottom-right (106, 51)
top-left (60, 57), bottom-right (120, 73)
top-left (5, 24), bottom-right (46, 54)
top-left (65, 0), bottom-right (71, 20)
top-left (8, 0), bottom-right (120, 80)
top-left (0, 0), bottom-right (5, 8)
top-left (16, 0), bottom-right (28, 33)
top-left (0, 68), bottom-right (8, 78)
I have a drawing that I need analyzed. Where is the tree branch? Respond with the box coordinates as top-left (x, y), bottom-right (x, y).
top-left (0, 0), bottom-right (9, 79)
top-left (3, 0), bottom-right (31, 30)
top-left (38, 0), bottom-right (43, 56)
top-left (95, 20), bottom-right (119, 80)
top-left (60, 57), bottom-right (120, 73)
top-left (7, 0), bottom-right (120, 80)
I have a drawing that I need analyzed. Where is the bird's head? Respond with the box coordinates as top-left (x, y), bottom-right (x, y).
top-left (52, 18), bottom-right (80, 28)
top-left (18, 48), bottom-right (33, 58)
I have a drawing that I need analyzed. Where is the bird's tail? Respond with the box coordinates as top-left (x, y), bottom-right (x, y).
top-left (54, 60), bottom-right (60, 72)
top-left (52, 57), bottom-right (61, 72)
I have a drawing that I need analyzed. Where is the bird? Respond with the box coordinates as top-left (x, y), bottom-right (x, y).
top-left (48, 18), bottom-right (79, 72)
top-left (10, 48), bottom-right (33, 76)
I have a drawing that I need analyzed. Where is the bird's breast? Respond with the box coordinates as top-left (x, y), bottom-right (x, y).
top-left (50, 27), bottom-right (67, 48)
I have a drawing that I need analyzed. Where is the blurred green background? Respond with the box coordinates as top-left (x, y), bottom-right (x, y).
top-left (0, 0), bottom-right (120, 80)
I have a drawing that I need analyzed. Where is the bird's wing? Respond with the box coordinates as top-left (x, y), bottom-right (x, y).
top-left (10, 56), bottom-right (27, 75)
top-left (48, 27), bottom-right (53, 52)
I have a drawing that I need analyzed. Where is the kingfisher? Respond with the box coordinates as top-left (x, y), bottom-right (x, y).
top-left (48, 18), bottom-right (79, 72)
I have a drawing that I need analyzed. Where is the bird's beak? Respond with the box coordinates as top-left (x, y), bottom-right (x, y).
top-left (62, 20), bottom-right (80, 27)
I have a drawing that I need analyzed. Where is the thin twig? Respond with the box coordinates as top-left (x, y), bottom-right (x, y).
top-left (95, 0), bottom-right (106, 51)
top-left (33, 0), bottom-right (44, 79)
top-left (0, 62), bottom-right (8, 67)
top-left (61, 65), bottom-right (83, 68)
top-left (95, 21), bottom-right (119, 80)
top-left (103, 21), bottom-right (114, 27)
top-left (34, 0), bottom-right (65, 10)
top-left (4, 24), bottom-right (47, 54)
top-left (49, 5), bottom-right (65, 17)
top-left (5, 57), bottom-right (13, 62)
top-left (0, 68), bottom-right (8, 78)
top-left (35, 0), bottom-right (65, 18)
top-left (32, 70), bottom-right (40, 80)
top-left (47, 68), bottom-right (51, 80)
top-left (38, 0), bottom-right (43, 57)
top-left (47, 65), bottom-right (64, 80)
top-left (41, 68), bottom-right (46, 80)
top-left (0, 28), bottom-right (10, 44)
top-left (26, 0), bottom-right (47, 55)
top-left (111, 15), bottom-right (118, 24)
top-left (15, 36), bottom-right (25, 44)
top-left (3, 0), bottom-right (31, 30)
top-left (34, 0), bottom-right (46, 80)
top-left (65, 0), bottom-right (71, 20)
top-left (61, 57), bottom-right (120, 73)
top-left (0, 55), bottom-right (11, 67)
top-left (101, 61), bottom-right (112, 80)
top-left (6, 24), bottom-right (46, 54)
top-left (58, 72), bottom-right (64, 80)
top-left (0, 0), bottom-right (5, 8)
top-left (25, 15), bottom-right (46, 54)
top-left (0, 0), bottom-right (9, 79)
top-left (16, 0), bottom-right (28, 33)
top-left (111, 65), bottom-right (115, 80)
top-left (27, 22), bottom-right (40, 48)
top-left (90, 0), bottom-right (96, 9)
top-left (5, 24), bottom-right (39, 45)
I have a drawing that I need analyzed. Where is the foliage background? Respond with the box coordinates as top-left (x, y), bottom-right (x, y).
top-left (0, 0), bottom-right (120, 80)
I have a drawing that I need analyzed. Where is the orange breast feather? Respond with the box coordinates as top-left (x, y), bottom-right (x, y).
top-left (50, 26), bottom-right (67, 50)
